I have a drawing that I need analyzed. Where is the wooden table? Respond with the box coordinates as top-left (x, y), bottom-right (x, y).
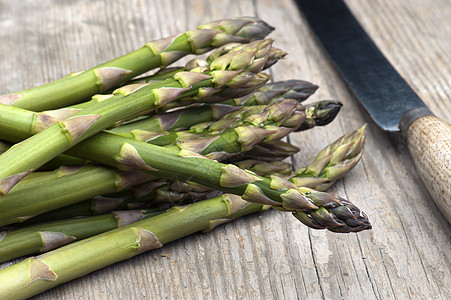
top-left (1, 0), bottom-right (450, 299)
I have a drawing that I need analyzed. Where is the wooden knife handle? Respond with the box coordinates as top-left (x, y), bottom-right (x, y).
top-left (407, 115), bottom-right (451, 223)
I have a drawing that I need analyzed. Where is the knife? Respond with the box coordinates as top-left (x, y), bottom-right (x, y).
top-left (295, 0), bottom-right (451, 223)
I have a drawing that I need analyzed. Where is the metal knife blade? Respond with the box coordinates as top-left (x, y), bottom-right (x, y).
top-left (294, 0), bottom-right (433, 132)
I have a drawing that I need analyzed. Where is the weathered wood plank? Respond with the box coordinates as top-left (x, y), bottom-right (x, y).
top-left (0, 0), bottom-right (449, 299)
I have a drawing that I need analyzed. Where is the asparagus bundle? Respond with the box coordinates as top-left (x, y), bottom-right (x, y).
top-left (0, 17), bottom-right (373, 299)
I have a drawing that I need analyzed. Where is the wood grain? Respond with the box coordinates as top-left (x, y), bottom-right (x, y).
top-left (407, 115), bottom-right (451, 223)
top-left (0, 0), bottom-right (450, 299)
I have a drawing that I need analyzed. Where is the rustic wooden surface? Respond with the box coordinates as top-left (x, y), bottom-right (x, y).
top-left (1, 0), bottom-right (450, 299)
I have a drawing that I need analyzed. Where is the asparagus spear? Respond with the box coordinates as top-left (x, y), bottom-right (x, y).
top-left (0, 209), bottom-right (163, 263)
top-left (0, 40), bottom-right (272, 195)
top-left (222, 79), bottom-right (318, 106)
top-left (0, 140), bottom-right (87, 170)
top-left (127, 44), bottom-right (286, 84)
top-left (235, 160), bottom-right (293, 177)
top-left (18, 179), bottom-right (212, 224)
top-left (290, 124), bottom-right (367, 191)
top-left (114, 99), bottom-right (304, 154)
top-left (108, 79), bottom-right (320, 134)
top-left (0, 17), bottom-right (274, 111)
top-left (0, 165), bottom-right (151, 227)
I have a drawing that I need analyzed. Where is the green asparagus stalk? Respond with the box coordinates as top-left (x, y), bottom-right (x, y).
top-left (18, 179), bottom-right (213, 224)
top-left (0, 40), bottom-right (273, 195)
top-left (127, 44), bottom-right (286, 85)
top-left (0, 209), bottom-right (163, 263)
top-left (290, 124), bottom-right (367, 191)
top-left (188, 100), bottom-right (341, 136)
top-left (206, 42), bottom-right (287, 70)
top-left (222, 79), bottom-right (318, 106)
top-left (0, 194), bottom-right (273, 299)
top-left (108, 79), bottom-right (319, 134)
top-left (235, 159), bottom-right (293, 177)
top-left (0, 165), bottom-right (151, 227)
top-left (0, 139), bottom-right (87, 170)
top-left (107, 103), bottom-right (242, 134)
top-left (0, 17), bottom-right (274, 111)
